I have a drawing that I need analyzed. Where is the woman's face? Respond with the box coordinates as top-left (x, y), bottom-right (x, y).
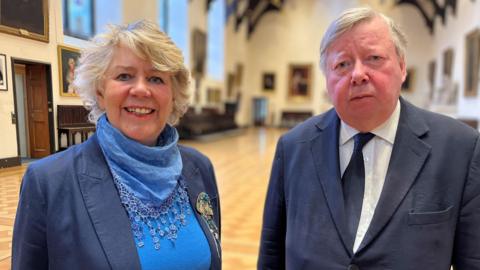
top-left (97, 45), bottom-right (173, 146)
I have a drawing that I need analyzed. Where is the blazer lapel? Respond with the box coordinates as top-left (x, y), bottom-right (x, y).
top-left (182, 156), bottom-right (221, 270)
top-left (77, 135), bottom-right (141, 270)
top-left (357, 100), bottom-right (431, 252)
top-left (310, 110), bottom-right (354, 256)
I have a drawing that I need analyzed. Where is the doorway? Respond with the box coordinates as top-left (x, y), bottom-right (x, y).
top-left (12, 60), bottom-right (54, 160)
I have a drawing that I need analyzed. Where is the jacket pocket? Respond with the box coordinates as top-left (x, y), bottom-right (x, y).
top-left (408, 205), bottom-right (453, 225)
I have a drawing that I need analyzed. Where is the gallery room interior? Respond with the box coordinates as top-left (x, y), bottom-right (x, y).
top-left (1, 0), bottom-right (480, 269)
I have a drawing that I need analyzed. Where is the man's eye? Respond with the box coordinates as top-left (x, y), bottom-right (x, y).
top-left (116, 73), bottom-right (132, 81)
top-left (369, 55), bottom-right (382, 61)
top-left (149, 76), bottom-right (165, 84)
top-left (335, 61), bottom-right (350, 70)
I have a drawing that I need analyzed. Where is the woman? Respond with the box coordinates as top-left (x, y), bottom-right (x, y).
top-left (12, 20), bottom-right (221, 270)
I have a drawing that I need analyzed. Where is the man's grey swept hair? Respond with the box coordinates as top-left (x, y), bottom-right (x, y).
top-left (73, 20), bottom-right (190, 125)
top-left (319, 7), bottom-right (408, 73)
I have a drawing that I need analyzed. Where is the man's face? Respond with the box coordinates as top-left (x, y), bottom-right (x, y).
top-left (325, 16), bottom-right (406, 131)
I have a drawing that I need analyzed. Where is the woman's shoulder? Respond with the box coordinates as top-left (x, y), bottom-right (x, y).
top-left (26, 136), bottom-right (101, 180)
top-left (178, 144), bottom-right (211, 164)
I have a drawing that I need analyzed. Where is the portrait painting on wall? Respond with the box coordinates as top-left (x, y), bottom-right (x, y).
top-left (0, 54), bottom-right (7, 91)
top-left (58, 45), bottom-right (80, 97)
top-left (207, 88), bottom-right (222, 104)
top-left (227, 72), bottom-right (235, 98)
top-left (0, 0), bottom-right (49, 42)
top-left (192, 29), bottom-right (206, 78)
top-left (428, 60), bottom-right (436, 100)
top-left (63, 0), bottom-right (94, 40)
top-left (235, 63), bottom-right (243, 87)
top-left (288, 64), bottom-right (312, 100)
top-left (262, 73), bottom-right (275, 92)
top-left (464, 29), bottom-right (480, 97)
top-left (401, 68), bottom-right (415, 93)
top-left (443, 48), bottom-right (454, 78)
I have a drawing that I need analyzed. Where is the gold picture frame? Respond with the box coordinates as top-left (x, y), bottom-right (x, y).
top-left (58, 45), bottom-right (81, 97)
top-left (401, 68), bottom-right (415, 93)
top-left (464, 29), bottom-right (480, 97)
top-left (288, 64), bottom-right (313, 101)
top-left (0, 0), bottom-right (49, 43)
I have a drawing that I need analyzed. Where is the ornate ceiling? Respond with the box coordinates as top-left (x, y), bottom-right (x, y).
top-left (225, 0), bottom-right (284, 39)
top-left (215, 0), bottom-right (476, 37)
top-left (395, 0), bottom-right (466, 33)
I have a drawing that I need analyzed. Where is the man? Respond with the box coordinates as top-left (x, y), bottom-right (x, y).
top-left (258, 7), bottom-right (480, 270)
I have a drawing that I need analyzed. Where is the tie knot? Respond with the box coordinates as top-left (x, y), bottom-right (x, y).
top-left (353, 132), bottom-right (374, 152)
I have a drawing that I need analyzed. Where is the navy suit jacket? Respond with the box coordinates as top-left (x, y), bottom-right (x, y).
top-left (12, 135), bottom-right (221, 270)
top-left (258, 99), bottom-right (480, 269)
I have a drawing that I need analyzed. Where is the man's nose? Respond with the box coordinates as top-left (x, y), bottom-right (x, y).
top-left (350, 61), bottom-right (369, 85)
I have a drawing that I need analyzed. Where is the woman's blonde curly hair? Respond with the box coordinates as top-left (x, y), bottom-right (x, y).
top-left (73, 20), bottom-right (190, 125)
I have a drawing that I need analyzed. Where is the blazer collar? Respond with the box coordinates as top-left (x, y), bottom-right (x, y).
top-left (181, 153), bottom-right (222, 270)
top-left (78, 136), bottom-right (221, 270)
top-left (311, 99), bottom-right (431, 255)
top-left (311, 109), bottom-right (355, 255)
top-left (77, 134), bottom-right (142, 270)
top-left (356, 98), bottom-right (431, 253)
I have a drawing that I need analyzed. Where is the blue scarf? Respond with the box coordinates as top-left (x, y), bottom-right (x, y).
top-left (96, 114), bottom-right (182, 204)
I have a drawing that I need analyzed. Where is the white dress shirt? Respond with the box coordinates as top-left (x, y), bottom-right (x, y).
top-left (339, 100), bottom-right (400, 252)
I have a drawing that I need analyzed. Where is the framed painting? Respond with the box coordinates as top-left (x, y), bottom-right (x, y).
top-left (262, 72), bottom-right (275, 92)
top-left (58, 45), bottom-right (81, 97)
top-left (428, 60), bottom-right (436, 99)
top-left (207, 88), bottom-right (221, 104)
top-left (401, 68), bottom-right (415, 93)
top-left (235, 63), bottom-right (243, 87)
top-left (0, 54), bottom-right (7, 91)
top-left (191, 29), bottom-right (206, 78)
top-left (288, 64), bottom-right (312, 100)
top-left (227, 72), bottom-right (235, 98)
top-left (0, 0), bottom-right (49, 42)
top-left (443, 48), bottom-right (454, 77)
top-left (63, 0), bottom-right (95, 40)
top-left (464, 29), bottom-right (480, 97)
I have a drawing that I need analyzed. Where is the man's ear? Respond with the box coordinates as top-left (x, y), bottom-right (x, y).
top-left (399, 57), bottom-right (407, 83)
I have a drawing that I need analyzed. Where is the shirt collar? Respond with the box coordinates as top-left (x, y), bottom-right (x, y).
top-left (340, 99), bottom-right (401, 146)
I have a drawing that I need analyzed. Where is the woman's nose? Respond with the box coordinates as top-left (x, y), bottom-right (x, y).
top-left (130, 78), bottom-right (152, 97)
top-left (350, 61), bottom-right (369, 85)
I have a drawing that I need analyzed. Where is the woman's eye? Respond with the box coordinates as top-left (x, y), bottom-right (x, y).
top-left (148, 76), bottom-right (165, 84)
top-left (116, 73), bottom-right (132, 81)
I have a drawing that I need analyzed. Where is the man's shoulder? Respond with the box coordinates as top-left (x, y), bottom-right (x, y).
top-left (281, 108), bottom-right (337, 143)
top-left (403, 101), bottom-right (479, 138)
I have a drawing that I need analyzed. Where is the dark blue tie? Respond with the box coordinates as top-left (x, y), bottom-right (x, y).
top-left (342, 132), bottom-right (374, 248)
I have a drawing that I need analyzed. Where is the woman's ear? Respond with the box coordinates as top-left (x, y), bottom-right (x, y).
top-left (96, 89), bottom-right (105, 109)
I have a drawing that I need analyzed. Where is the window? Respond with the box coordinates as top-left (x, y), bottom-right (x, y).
top-left (158, 0), bottom-right (189, 65)
top-left (63, 0), bottom-right (95, 39)
top-left (207, 0), bottom-right (225, 80)
top-left (63, 0), bottom-right (122, 40)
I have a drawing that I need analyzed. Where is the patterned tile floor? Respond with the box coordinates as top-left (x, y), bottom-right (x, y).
top-left (0, 127), bottom-right (285, 270)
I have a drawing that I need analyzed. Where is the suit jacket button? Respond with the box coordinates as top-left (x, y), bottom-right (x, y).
top-left (348, 264), bottom-right (359, 270)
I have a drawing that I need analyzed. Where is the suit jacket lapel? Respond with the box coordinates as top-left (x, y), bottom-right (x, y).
top-left (77, 135), bottom-right (141, 270)
top-left (310, 110), bottom-right (354, 256)
top-left (357, 100), bottom-right (431, 252)
top-left (182, 155), bottom-right (221, 270)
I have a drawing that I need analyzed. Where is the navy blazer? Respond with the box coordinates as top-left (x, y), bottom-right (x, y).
top-left (258, 99), bottom-right (480, 269)
top-left (12, 135), bottom-right (221, 270)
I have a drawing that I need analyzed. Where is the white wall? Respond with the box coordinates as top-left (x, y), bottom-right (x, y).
top-left (0, 0), bottom-right (212, 160)
top-left (226, 0), bottom-right (480, 127)
top-left (430, 1), bottom-right (480, 121)
top-left (0, 0), bottom-right (78, 159)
